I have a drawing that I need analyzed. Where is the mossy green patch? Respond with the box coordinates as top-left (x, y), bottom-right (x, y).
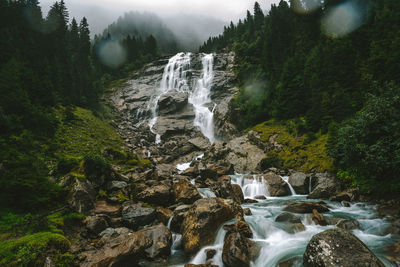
top-left (0, 232), bottom-right (70, 266)
top-left (54, 107), bottom-right (124, 159)
top-left (252, 120), bottom-right (333, 172)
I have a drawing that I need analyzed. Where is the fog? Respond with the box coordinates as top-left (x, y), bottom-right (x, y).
top-left (39, 0), bottom-right (281, 36)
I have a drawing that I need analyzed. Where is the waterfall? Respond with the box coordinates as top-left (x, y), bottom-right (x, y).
top-left (281, 176), bottom-right (297, 195)
top-left (146, 52), bottom-right (216, 144)
top-left (231, 174), bottom-right (270, 199)
top-left (309, 176), bottom-right (312, 194)
top-left (189, 53), bottom-right (216, 144)
top-left (148, 52), bottom-right (191, 144)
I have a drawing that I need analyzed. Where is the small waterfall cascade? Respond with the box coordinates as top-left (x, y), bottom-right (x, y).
top-left (309, 176), bottom-right (312, 194)
top-left (167, 216), bottom-right (183, 255)
top-left (148, 52), bottom-right (192, 144)
top-left (189, 53), bottom-right (216, 144)
top-left (231, 174), bottom-right (270, 198)
top-left (281, 176), bottom-right (296, 195)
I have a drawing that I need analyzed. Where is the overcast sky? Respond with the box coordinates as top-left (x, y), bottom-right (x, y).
top-left (39, 0), bottom-right (281, 35)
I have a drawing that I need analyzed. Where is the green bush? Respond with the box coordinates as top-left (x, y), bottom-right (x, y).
top-left (328, 83), bottom-right (400, 194)
top-left (81, 154), bottom-right (111, 181)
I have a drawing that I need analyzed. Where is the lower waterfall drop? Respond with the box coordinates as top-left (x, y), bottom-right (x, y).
top-left (189, 53), bottom-right (216, 144)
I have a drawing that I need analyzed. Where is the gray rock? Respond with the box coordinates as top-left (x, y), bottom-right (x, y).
top-left (158, 91), bottom-right (189, 115)
top-left (138, 223), bottom-right (172, 260)
top-left (67, 178), bottom-right (96, 215)
top-left (85, 215), bottom-right (110, 236)
top-left (262, 172), bottom-right (291, 197)
top-left (308, 173), bottom-right (341, 199)
top-left (303, 228), bottom-right (385, 267)
top-left (289, 172), bottom-right (309, 195)
top-left (107, 181), bottom-right (128, 191)
top-left (121, 202), bottom-right (157, 230)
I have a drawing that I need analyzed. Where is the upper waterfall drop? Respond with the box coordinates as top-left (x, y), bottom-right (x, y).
top-left (189, 53), bottom-right (216, 144)
top-left (147, 52), bottom-right (216, 144)
top-left (148, 52), bottom-right (191, 143)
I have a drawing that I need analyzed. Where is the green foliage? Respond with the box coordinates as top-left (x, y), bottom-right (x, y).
top-left (81, 154), bottom-right (111, 181)
top-left (0, 232), bottom-right (70, 266)
top-left (202, 0), bottom-right (400, 133)
top-left (54, 107), bottom-right (124, 159)
top-left (252, 120), bottom-right (333, 172)
top-left (328, 84), bottom-right (400, 194)
top-left (260, 151), bottom-right (283, 170)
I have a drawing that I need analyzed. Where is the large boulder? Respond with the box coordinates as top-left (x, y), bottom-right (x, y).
top-left (158, 91), bottom-right (188, 115)
top-left (136, 182), bottom-right (173, 206)
top-left (329, 188), bottom-right (359, 202)
top-left (308, 173), bottom-right (341, 199)
top-left (173, 179), bottom-right (202, 204)
top-left (67, 178), bottom-right (96, 215)
top-left (224, 135), bottom-right (267, 173)
top-left (303, 228), bottom-right (385, 267)
top-left (121, 201), bottom-right (157, 230)
top-left (138, 223), bottom-right (172, 260)
top-left (262, 172), bottom-right (290, 197)
top-left (289, 172), bottom-right (309, 195)
top-left (181, 198), bottom-right (243, 254)
top-left (284, 202), bottom-right (330, 213)
top-left (222, 221), bottom-right (259, 267)
top-left (81, 232), bottom-right (152, 267)
top-left (85, 215), bottom-right (110, 236)
top-left (212, 176), bottom-right (244, 204)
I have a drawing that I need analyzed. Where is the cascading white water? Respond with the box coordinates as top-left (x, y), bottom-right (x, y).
top-left (231, 174), bottom-right (270, 198)
top-left (282, 176), bottom-right (297, 195)
top-left (189, 54), bottom-right (216, 144)
top-left (146, 53), bottom-right (216, 144)
top-left (148, 52), bottom-right (191, 144)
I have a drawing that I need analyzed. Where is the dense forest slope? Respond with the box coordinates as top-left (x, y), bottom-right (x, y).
top-left (200, 0), bottom-right (400, 194)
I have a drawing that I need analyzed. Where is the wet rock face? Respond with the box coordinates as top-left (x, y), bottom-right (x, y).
top-left (181, 197), bottom-right (243, 254)
top-left (303, 228), bottom-right (385, 267)
top-left (222, 221), bottom-right (259, 267)
top-left (212, 175), bottom-right (244, 204)
top-left (81, 232), bottom-right (152, 267)
top-left (262, 172), bottom-right (291, 197)
top-left (283, 201), bottom-right (330, 213)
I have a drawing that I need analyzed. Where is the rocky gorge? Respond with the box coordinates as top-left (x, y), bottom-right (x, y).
top-left (62, 52), bottom-right (400, 267)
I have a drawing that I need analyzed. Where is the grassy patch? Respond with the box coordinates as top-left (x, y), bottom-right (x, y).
top-left (54, 107), bottom-right (124, 159)
top-left (0, 232), bottom-right (70, 266)
top-left (252, 120), bottom-right (333, 172)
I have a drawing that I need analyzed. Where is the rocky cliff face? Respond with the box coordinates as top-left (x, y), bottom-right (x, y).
top-left (111, 52), bottom-right (238, 167)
